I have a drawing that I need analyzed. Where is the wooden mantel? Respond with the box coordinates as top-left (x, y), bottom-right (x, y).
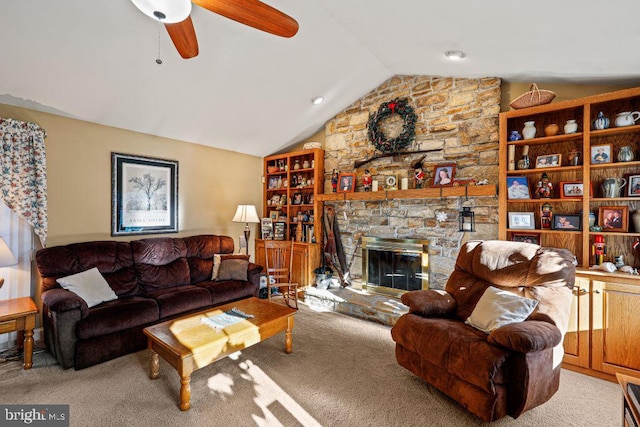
top-left (316, 184), bottom-right (497, 202)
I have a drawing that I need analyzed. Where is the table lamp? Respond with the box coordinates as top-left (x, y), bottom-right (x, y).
top-left (232, 205), bottom-right (260, 253)
top-left (0, 237), bottom-right (18, 289)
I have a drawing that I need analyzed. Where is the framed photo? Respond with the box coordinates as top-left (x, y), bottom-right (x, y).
top-left (560, 181), bottom-right (584, 198)
top-left (268, 176), bottom-right (279, 189)
top-left (111, 153), bottom-right (178, 236)
top-left (628, 174), bottom-right (640, 196)
top-left (511, 233), bottom-right (539, 244)
top-left (292, 192), bottom-right (303, 205)
top-left (337, 173), bottom-right (356, 193)
top-left (535, 154), bottom-right (561, 168)
top-left (506, 176), bottom-right (530, 200)
top-left (552, 214), bottom-right (582, 231)
top-left (591, 144), bottom-right (613, 164)
top-left (306, 193), bottom-right (314, 204)
top-left (261, 218), bottom-right (274, 240)
top-left (432, 163), bottom-right (456, 187)
top-left (508, 212), bottom-right (535, 230)
top-left (598, 206), bottom-right (628, 232)
top-left (273, 222), bottom-right (286, 241)
top-left (270, 211), bottom-right (279, 221)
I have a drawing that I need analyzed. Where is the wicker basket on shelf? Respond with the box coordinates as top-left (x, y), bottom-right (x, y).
top-left (509, 84), bottom-right (556, 110)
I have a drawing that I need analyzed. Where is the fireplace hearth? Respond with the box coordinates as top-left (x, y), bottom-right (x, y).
top-left (362, 237), bottom-right (429, 296)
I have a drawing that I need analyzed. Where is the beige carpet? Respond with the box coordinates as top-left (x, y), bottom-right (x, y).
top-left (0, 303), bottom-right (621, 427)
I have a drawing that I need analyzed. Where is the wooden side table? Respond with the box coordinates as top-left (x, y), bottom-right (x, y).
top-left (0, 297), bottom-right (38, 369)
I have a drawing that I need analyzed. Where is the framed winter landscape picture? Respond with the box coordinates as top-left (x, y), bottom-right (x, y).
top-left (111, 153), bottom-right (178, 236)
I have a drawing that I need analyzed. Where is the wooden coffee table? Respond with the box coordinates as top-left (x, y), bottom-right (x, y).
top-left (143, 297), bottom-right (296, 411)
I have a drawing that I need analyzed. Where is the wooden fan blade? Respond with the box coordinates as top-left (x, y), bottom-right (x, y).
top-left (165, 16), bottom-right (199, 59)
top-left (193, 0), bottom-right (298, 38)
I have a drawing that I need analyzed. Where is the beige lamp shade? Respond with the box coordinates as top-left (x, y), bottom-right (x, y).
top-left (0, 237), bottom-right (18, 289)
top-left (232, 205), bottom-right (260, 224)
top-left (0, 237), bottom-right (17, 268)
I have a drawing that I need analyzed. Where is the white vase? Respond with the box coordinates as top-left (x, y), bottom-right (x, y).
top-left (522, 121), bottom-right (536, 140)
top-left (564, 119), bottom-right (578, 134)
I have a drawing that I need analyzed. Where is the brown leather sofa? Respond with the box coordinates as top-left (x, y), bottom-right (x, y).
top-left (36, 235), bottom-right (262, 370)
top-left (391, 240), bottom-right (576, 422)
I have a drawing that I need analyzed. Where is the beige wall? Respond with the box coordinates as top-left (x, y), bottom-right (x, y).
top-left (0, 104), bottom-right (262, 252)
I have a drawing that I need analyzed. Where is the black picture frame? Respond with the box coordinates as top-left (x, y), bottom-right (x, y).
top-left (552, 214), bottom-right (582, 231)
top-left (111, 153), bottom-right (178, 236)
top-left (511, 233), bottom-right (539, 244)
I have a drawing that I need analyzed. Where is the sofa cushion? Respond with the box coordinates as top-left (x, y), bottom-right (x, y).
top-left (36, 241), bottom-right (138, 295)
top-left (184, 235), bottom-right (235, 283)
top-left (145, 285), bottom-right (211, 319)
top-left (466, 286), bottom-right (538, 334)
top-left (197, 280), bottom-right (258, 305)
top-left (391, 314), bottom-right (508, 393)
top-left (56, 267), bottom-right (118, 308)
top-left (76, 296), bottom-right (159, 340)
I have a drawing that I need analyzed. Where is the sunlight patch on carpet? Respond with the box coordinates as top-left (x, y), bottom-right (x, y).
top-left (207, 357), bottom-right (321, 427)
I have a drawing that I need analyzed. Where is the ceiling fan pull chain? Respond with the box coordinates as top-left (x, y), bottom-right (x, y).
top-left (155, 25), bottom-right (163, 65)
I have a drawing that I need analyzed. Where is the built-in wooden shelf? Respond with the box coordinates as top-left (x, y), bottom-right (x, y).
top-left (316, 184), bottom-right (497, 202)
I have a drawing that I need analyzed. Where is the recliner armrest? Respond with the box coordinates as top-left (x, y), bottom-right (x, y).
top-left (400, 289), bottom-right (457, 317)
top-left (41, 288), bottom-right (89, 318)
top-left (487, 320), bottom-right (562, 353)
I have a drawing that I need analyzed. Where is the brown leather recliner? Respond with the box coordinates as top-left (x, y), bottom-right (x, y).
top-left (391, 240), bottom-right (575, 422)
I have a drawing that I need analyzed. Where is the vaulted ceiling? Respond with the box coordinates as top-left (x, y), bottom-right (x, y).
top-left (2, 1), bottom-right (640, 157)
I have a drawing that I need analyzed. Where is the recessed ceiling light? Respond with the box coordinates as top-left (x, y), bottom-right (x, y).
top-left (445, 50), bottom-right (467, 61)
top-left (310, 96), bottom-right (324, 105)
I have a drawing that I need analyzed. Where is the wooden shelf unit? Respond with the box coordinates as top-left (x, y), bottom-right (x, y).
top-left (499, 87), bottom-right (640, 380)
top-left (263, 148), bottom-right (324, 244)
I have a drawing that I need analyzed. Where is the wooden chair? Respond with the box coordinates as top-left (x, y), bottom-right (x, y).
top-left (264, 240), bottom-right (299, 309)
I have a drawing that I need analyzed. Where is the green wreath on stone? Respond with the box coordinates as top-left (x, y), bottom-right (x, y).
top-left (367, 98), bottom-right (417, 153)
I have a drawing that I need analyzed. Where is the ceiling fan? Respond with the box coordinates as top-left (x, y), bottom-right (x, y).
top-left (131, 0), bottom-right (299, 59)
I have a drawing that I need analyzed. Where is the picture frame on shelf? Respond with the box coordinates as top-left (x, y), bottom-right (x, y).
top-left (337, 173), bottom-right (356, 193)
top-left (628, 174), bottom-right (640, 196)
top-left (560, 181), bottom-right (585, 198)
top-left (111, 152), bottom-right (178, 236)
top-left (273, 222), bottom-right (286, 240)
top-left (552, 214), bottom-right (582, 231)
top-left (261, 218), bottom-right (274, 240)
top-left (270, 211), bottom-right (279, 221)
top-left (508, 212), bottom-right (535, 230)
top-left (511, 233), bottom-right (539, 244)
top-left (292, 192), bottom-right (303, 205)
top-left (591, 144), bottom-right (613, 164)
top-left (506, 176), bottom-right (531, 200)
top-left (432, 163), bottom-right (456, 187)
top-left (599, 206), bottom-right (628, 232)
top-left (268, 176), bottom-right (279, 189)
top-left (535, 154), bottom-right (561, 168)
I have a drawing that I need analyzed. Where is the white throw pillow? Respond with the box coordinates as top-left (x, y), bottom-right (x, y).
top-left (211, 254), bottom-right (222, 280)
top-left (56, 267), bottom-right (118, 308)
top-left (465, 286), bottom-right (538, 334)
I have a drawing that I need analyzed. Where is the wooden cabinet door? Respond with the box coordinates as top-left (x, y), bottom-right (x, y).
top-left (592, 279), bottom-right (640, 376)
top-left (291, 243), bottom-right (309, 286)
top-left (563, 276), bottom-right (591, 368)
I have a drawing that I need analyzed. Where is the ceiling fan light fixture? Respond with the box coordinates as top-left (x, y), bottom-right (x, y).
top-left (445, 50), bottom-right (467, 61)
top-left (131, 0), bottom-right (192, 24)
top-left (310, 96), bottom-right (324, 105)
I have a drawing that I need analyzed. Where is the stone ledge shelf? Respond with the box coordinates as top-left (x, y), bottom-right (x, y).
top-left (316, 184), bottom-right (497, 202)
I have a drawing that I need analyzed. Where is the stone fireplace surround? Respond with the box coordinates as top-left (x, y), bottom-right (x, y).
top-left (321, 75), bottom-right (501, 290)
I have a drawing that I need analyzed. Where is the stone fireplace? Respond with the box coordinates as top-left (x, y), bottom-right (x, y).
top-left (322, 75), bottom-right (501, 289)
top-left (361, 236), bottom-right (429, 296)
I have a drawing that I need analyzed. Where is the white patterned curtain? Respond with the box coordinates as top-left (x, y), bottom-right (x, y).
top-left (0, 117), bottom-right (47, 247)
